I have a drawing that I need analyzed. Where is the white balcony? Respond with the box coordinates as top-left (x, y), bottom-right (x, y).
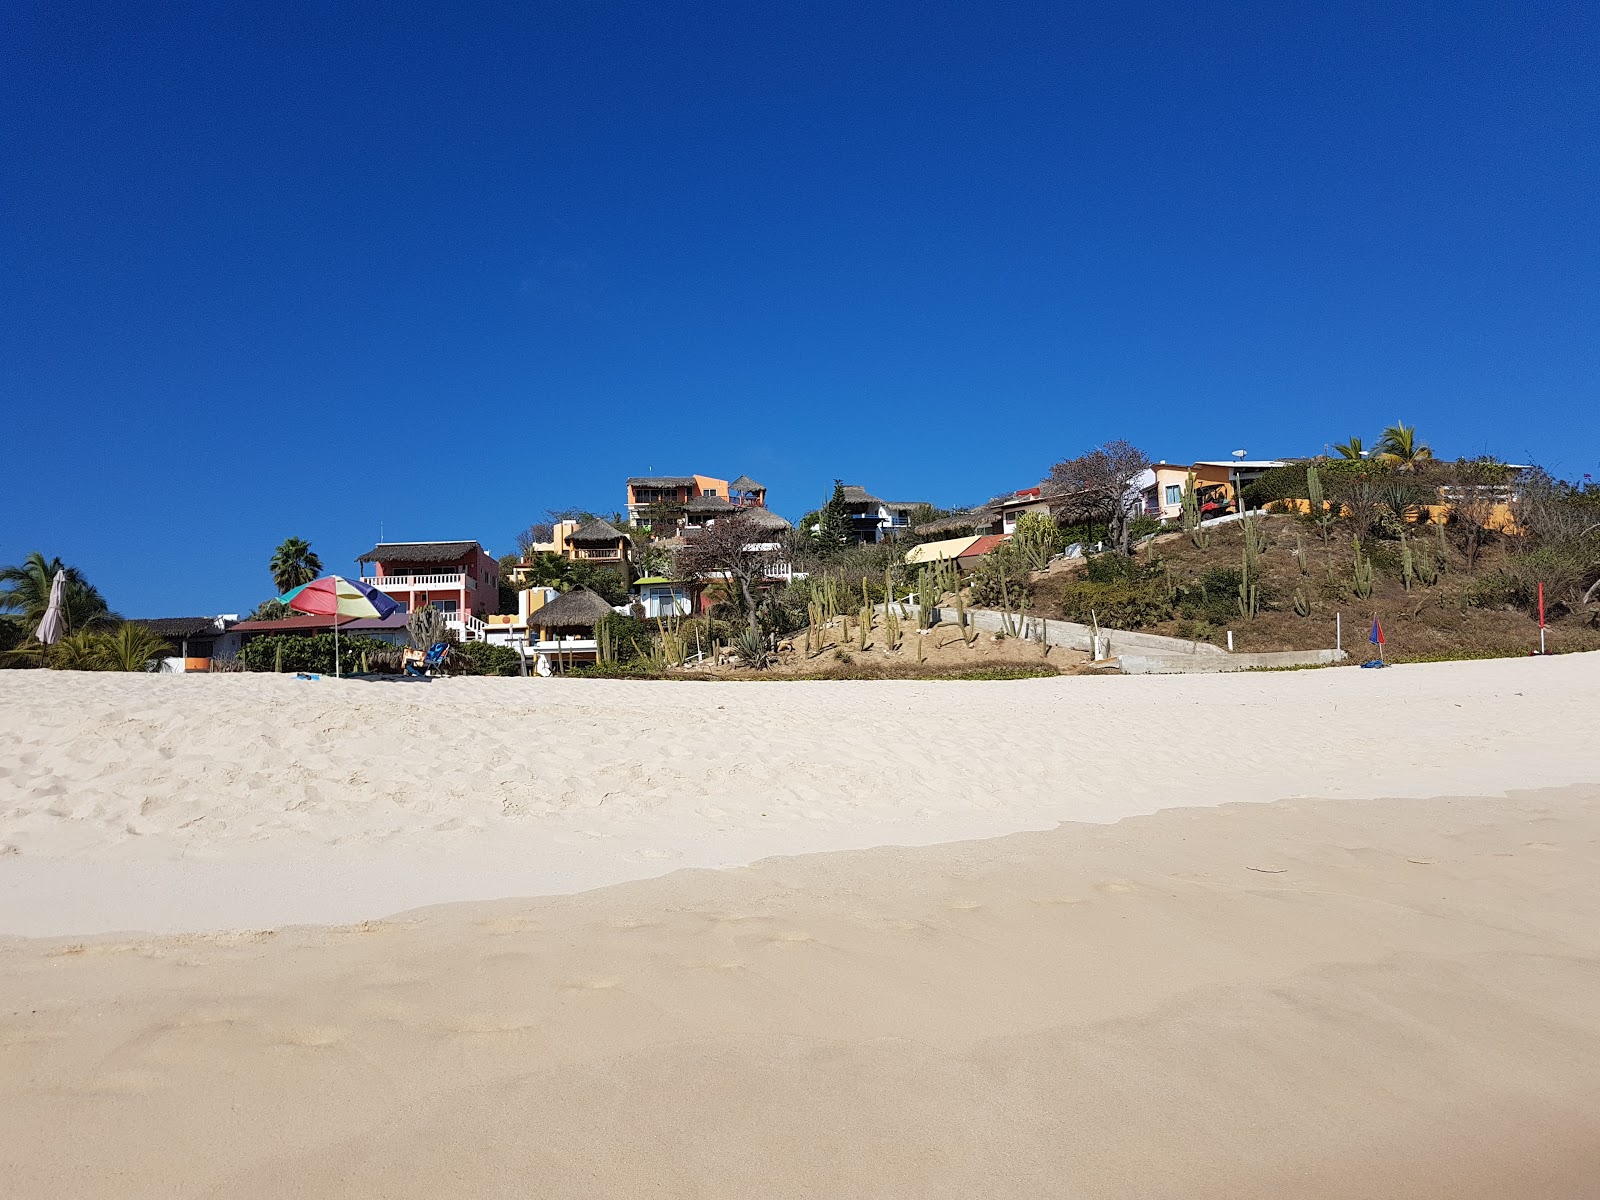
top-left (362, 572), bottom-right (473, 590)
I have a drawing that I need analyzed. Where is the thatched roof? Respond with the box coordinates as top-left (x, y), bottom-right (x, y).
top-left (913, 508), bottom-right (991, 536)
top-left (740, 507), bottom-right (792, 530)
top-left (838, 485), bottom-right (881, 506)
top-left (536, 587), bottom-right (616, 629)
top-left (627, 476), bottom-right (696, 488)
top-left (357, 540), bottom-right (481, 565)
top-left (730, 474), bottom-right (765, 491)
top-left (131, 617), bottom-right (225, 639)
top-left (684, 493), bottom-right (733, 513)
top-left (567, 518), bottom-right (628, 543)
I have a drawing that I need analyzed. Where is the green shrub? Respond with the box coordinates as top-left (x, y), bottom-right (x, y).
top-left (595, 612), bottom-right (659, 664)
top-left (237, 634), bottom-right (398, 674)
top-left (452, 640), bottom-right (523, 676)
top-left (1127, 514), bottom-right (1164, 542)
top-left (968, 546), bottom-right (1032, 607)
top-left (1051, 578), bottom-right (1172, 629)
top-left (565, 561), bottom-right (630, 606)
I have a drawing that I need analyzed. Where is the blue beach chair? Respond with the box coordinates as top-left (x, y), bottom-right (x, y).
top-left (404, 642), bottom-right (450, 678)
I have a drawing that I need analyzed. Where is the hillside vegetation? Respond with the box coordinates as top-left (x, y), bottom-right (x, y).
top-left (1033, 513), bottom-right (1600, 661)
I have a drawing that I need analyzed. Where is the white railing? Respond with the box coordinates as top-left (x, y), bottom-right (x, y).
top-left (446, 612), bottom-right (487, 640)
top-left (363, 572), bottom-right (468, 589)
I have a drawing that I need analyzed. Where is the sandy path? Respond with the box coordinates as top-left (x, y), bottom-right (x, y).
top-left (3, 655), bottom-right (1600, 934)
top-left (3, 785), bottom-right (1598, 1198)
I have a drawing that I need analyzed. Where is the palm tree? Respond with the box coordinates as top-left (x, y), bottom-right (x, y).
top-left (1333, 436), bottom-right (1366, 460)
top-left (1374, 422), bottom-right (1433, 469)
top-left (0, 552), bottom-right (117, 634)
top-left (96, 624), bottom-right (171, 671)
top-left (269, 537), bottom-right (323, 595)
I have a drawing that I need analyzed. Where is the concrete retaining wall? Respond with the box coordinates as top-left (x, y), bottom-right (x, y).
top-left (895, 603), bottom-right (1342, 674)
top-left (914, 605), bottom-right (1226, 659)
top-left (1116, 648), bottom-right (1348, 674)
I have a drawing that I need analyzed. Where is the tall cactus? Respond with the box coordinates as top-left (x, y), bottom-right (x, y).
top-left (1292, 587), bottom-right (1310, 617)
top-left (1237, 518), bottom-right (1262, 620)
top-left (1400, 530), bottom-right (1415, 591)
top-left (1351, 536), bottom-right (1374, 599)
top-left (1293, 535), bottom-right (1308, 575)
top-left (1181, 471), bottom-right (1209, 549)
top-left (858, 604), bottom-right (871, 651)
top-left (1307, 462), bottom-right (1335, 556)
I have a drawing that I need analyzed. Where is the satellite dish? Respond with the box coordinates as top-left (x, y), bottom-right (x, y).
top-left (1231, 449), bottom-right (1247, 460)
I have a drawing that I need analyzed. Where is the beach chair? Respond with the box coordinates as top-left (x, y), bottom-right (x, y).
top-left (403, 642), bottom-right (450, 678)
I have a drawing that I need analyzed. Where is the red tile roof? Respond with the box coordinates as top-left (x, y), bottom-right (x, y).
top-left (955, 534), bottom-right (1010, 561)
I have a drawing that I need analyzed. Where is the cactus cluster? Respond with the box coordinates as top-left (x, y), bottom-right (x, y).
top-left (1293, 535), bottom-right (1308, 575)
top-left (1292, 587), bottom-right (1310, 617)
top-left (1351, 536), bottom-right (1374, 599)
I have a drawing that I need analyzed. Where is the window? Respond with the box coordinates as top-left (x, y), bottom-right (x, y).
top-left (1165, 485), bottom-right (1183, 507)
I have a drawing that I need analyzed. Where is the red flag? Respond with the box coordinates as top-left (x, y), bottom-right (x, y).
top-left (1538, 582), bottom-right (1546, 628)
top-left (1370, 616), bottom-right (1385, 645)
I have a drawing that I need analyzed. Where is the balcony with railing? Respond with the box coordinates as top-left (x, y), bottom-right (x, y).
top-left (360, 572), bottom-right (474, 590)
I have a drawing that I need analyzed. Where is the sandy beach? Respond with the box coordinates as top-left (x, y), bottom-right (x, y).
top-left (4, 658), bottom-right (1600, 1196)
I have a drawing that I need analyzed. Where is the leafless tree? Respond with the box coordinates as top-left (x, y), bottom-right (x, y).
top-left (1046, 440), bottom-right (1151, 554)
top-left (672, 510), bottom-right (781, 639)
top-left (1439, 458), bottom-right (1513, 572)
top-left (513, 523), bottom-right (554, 559)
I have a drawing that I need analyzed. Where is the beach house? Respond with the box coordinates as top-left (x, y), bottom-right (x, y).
top-left (131, 615), bottom-right (243, 672)
top-left (356, 540), bottom-right (501, 636)
top-left (625, 472), bottom-right (772, 533)
top-left (834, 485), bottom-right (927, 544)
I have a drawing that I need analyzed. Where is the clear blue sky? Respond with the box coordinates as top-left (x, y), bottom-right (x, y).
top-left (4, 1), bottom-right (1596, 617)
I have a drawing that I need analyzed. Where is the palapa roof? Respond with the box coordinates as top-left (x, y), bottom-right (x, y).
top-left (131, 617), bottom-right (228, 639)
top-left (684, 493), bottom-right (734, 513)
top-left (566, 517), bottom-right (629, 543)
top-left (838, 485), bottom-right (882, 506)
top-left (535, 586), bottom-right (616, 629)
top-left (357, 540), bottom-right (482, 565)
top-left (912, 510), bottom-right (989, 536)
top-left (627, 476), bottom-right (697, 488)
top-left (729, 474), bottom-right (765, 491)
top-left (739, 507), bottom-right (792, 530)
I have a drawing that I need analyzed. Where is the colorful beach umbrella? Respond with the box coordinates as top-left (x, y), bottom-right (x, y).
top-left (279, 576), bottom-right (401, 677)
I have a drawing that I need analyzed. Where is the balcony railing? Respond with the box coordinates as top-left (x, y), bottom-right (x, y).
top-left (362, 573), bottom-right (470, 589)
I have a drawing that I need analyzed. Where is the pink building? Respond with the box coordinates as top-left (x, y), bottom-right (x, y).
top-left (356, 540), bottom-right (500, 619)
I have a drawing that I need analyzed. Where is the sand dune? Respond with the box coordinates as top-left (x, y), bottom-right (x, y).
top-left (4, 656), bottom-right (1600, 935)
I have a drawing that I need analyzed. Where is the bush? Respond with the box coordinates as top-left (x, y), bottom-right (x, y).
top-left (595, 612), bottom-right (659, 664)
top-left (1177, 566), bottom-right (1244, 624)
top-left (1051, 578), bottom-right (1173, 629)
top-left (452, 640), bottom-right (523, 676)
top-left (565, 561), bottom-right (630, 606)
top-left (1127, 514), bottom-right (1164, 542)
top-left (238, 633), bottom-right (398, 674)
top-left (968, 547), bottom-right (1032, 607)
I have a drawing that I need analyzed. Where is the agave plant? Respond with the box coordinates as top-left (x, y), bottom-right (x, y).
top-left (733, 628), bottom-right (770, 669)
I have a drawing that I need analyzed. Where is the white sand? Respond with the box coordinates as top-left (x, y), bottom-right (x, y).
top-left (5, 657), bottom-right (1600, 1197)
top-left (3, 655), bottom-right (1599, 936)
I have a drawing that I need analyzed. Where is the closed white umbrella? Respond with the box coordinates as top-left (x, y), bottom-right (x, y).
top-left (35, 571), bottom-right (68, 646)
